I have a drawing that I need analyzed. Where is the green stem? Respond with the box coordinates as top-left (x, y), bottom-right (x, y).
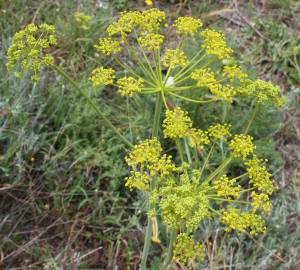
top-left (152, 93), bottom-right (163, 138)
top-left (161, 229), bottom-right (177, 270)
top-left (176, 139), bottom-right (185, 163)
top-left (140, 220), bottom-right (152, 270)
top-left (51, 65), bottom-right (133, 148)
top-left (168, 91), bottom-right (217, 104)
top-left (244, 101), bottom-right (259, 134)
top-left (207, 197), bottom-right (251, 205)
top-left (140, 93), bottom-right (163, 270)
top-left (204, 157), bottom-right (232, 184)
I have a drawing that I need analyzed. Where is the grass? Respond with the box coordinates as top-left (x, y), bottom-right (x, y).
top-left (0, 0), bottom-right (300, 269)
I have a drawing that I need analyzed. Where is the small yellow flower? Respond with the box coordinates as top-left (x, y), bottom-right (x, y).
top-left (138, 33), bottom-right (164, 51)
top-left (117, 76), bottom-right (144, 97)
top-left (125, 138), bottom-right (162, 168)
top-left (174, 16), bottom-right (203, 36)
top-left (191, 68), bottom-right (217, 86)
top-left (208, 84), bottom-right (236, 103)
top-left (238, 79), bottom-right (285, 107)
top-left (6, 23), bottom-right (56, 81)
top-left (95, 37), bottom-right (121, 55)
top-left (250, 192), bottom-right (272, 213)
top-left (221, 207), bottom-right (266, 235)
top-left (223, 65), bottom-right (248, 81)
top-left (208, 123), bottom-right (231, 140)
top-left (162, 48), bottom-right (189, 68)
top-left (159, 171), bottom-right (210, 232)
top-left (89, 67), bottom-right (115, 86)
top-left (173, 233), bottom-right (204, 265)
top-left (145, 0), bottom-right (153, 6)
top-left (188, 128), bottom-right (210, 149)
top-left (139, 8), bottom-right (166, 33)
top-left (229, 134), bottom-right (255, 159)
top-left (213, 175), bottom-right (241, 199)
top-left (245, 155), bottom-right (274, 194)
top-left (200, 29), bottom-right (232, 59)
top-left (163, 107), bottom-right (193, 139)
top-left (125, 171), bottom-right (149, 191)
top-left (107, 11), bottom-right (141, 42)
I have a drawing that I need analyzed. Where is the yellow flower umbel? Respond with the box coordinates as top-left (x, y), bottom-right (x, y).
top-left (138, 33), bottom-right (164, 51)
top-left (221, 207), bottom-right (266, 235)
top-left (240, 79), bottom-right (285, 107)
top-left (173, 233), bottom-right (204, 265)
top-left (191, 68), bottom-right (217, 87)
top-left (95, 37), bottom-right (121, 55)
top-left (125, 138), bottom-right (178, 190)
top-left (174, 16), bottom-right (203, 36)
top-left (159, 170), bottom-right (210, 232)
top-left (200, 29), bottom-right (233, 59)
top-left (245, 155), bottom-right (274, 194)
top-left (188, 128), bottom-right (210, 149)
top-left (125, 171), bottom-right (149, 191)
top-left (208, 84), bottom-right (236, 103)
top-left (89, 67), bottom-right (115, 86)
top-left (229, 134), bottom-right (255, 159)
top-left (163, 107), bottom-right (192, 139)
top-left (138, 8), bottom-right (166, 33)
top-left (208, 123), bottom-right (231, 140)
top-left (106, 11), bottom-right (141, 42)
top-left (162, 48), bottom-right (189, 68)
top-left (250, 192), bottom-right (272, 213)
top-left (74, 12), bottom-right (92, 30)
top-left (117, 77), bottom-right (144, 97)
top-left (6, 23), bottom-right (57, 82)
top-left (223, 64), bottom-right (248, 82)
top-left (213, 175), bottom-right (241, 199)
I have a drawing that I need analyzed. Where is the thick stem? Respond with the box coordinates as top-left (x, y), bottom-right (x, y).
top-left (51, 65), bottom-right (133, 148)
top-left (161, 229), bottom-right (177, 270)
top-left (140, 93), bottom-right (163, 270)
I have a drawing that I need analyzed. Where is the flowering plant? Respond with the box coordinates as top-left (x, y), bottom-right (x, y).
top-left (7, 8), bottom-right (284, 269)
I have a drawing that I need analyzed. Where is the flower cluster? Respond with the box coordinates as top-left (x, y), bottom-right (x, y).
top-left (251, 192), bottom-right (272, 213)
top-left (245, 155), bottom-right (274, 194)
top-left (174, 16), bottom-right (203, 36)
top-left (208, 123), bottom-right (231, 140)
top-left (138, 33), bottom-right (164, 51)
top-left (163, 107), bottom-right (192, 139)
top-left (223, 65), bottom-right (248, 82)
top-left (159, 170), bottom-right (211, 232)
top-left (106, 9), bottom-right (165, 42)
top-left (238, 79), bottom-right (285, 107)
top-left (95, 37), bottom-right (121, 55)
top-left (191, 68), bottom-right (217, 86)
top-left (213, 175), bottom-right (241, 199)
top-left (221, 207), bottom-right (266, 235)
top-left (117, 77), bottom-right (144, 96)
top-left (6, 23), bottom-right (57, 81)
top-left (229, 134), bottom-right (255, 159)
top-left (209, 84), bottom-right (236, 103)
top-left (173, 233), bottom-right (204, 265)
top-left (89, 67), bottom-right (115, 86)
top-left (200, 29), bottom-right (233, 59)
top-left (124, 138), bottom-right (178, 190)
top-left (162, 48), bottom-right (189, 68)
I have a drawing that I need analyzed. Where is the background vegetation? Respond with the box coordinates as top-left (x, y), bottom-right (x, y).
top-left (0, 0), bottom-right (299, 269)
